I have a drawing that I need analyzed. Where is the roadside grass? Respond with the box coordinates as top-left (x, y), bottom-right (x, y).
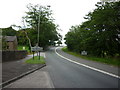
top-left (18, 45), bottom-right (32, 55)
top-left (25, 56), bottom-right (45, 64)
top-left (62, 47), bottom-right (120, 67)
top-left (18, 45), bottom-right (29, 51)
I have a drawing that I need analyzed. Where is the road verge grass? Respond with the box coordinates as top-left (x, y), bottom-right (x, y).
top-left (18, 45), bottom-right (32, 55)
top-left (62, 47), bottom-right (120, 67)
top-left (25, 56), bottom-right (45, 64)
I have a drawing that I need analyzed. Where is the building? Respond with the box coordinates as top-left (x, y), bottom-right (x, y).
top-left (5, 36), bottom-right (18, 50)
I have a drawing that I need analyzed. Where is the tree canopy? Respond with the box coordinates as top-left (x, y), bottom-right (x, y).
top-left (18, 4), bottom-right (62, 49)
top-left (1, 27), bottom-right (17, 36)
top-left (65, 1), bottom-right (120, 57)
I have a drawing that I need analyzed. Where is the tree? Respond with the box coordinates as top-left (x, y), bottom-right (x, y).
top-left (2, 27), bottom-right (17, 36)
top-left (84, 1), bottom-right (120, 56)
top-left (2, 36), bottom-right (7, 50)
top-left (16, 29), bottom-right (29, 46)
top-left (1, 27), bottom-right (17, 50)
top-left (23, 4), bottom-right (61, 49)
top-left (65, 1), bottom-right (120, 57)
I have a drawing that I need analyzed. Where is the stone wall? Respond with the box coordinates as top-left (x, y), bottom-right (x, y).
top-left (2, 50), bottom-right (27, 62)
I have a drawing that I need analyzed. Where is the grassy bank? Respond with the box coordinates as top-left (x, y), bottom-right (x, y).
top-left (62, 47), bottom-right (120, 67)
top-left (18, 45), bottom-right (32, 55)
top-left (18, 45), bottom-right (29, 51)
top-left (25, 56), bottom-right (45, 64)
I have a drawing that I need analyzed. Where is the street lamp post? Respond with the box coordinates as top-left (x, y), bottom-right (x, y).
top-left (36, 5), bottom-right (50, 60)
top-left (37, 5), bottom-right (50, 45)
top-left (37, 5), bottom-right (50, 47)
top-left (36, 6), bottom-right (41, 60)
top-left (38, 6), bottom-right (41, 47)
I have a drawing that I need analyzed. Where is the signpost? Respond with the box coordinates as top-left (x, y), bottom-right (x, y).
top-left (81, 51), bottom-right (87, 56)
top-left (31, 46), bottom-right (43, 60)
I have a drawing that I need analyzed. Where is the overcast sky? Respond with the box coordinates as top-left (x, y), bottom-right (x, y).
top-left (0, 0), bottom-right (100, 40)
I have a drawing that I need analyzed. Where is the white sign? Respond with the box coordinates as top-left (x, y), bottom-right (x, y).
top-left (31, 46), bottom-right (43, 51)
top-left (81, 51), bottom-right (87, 55)
top-left (23, 47), bottom-right (25, 50)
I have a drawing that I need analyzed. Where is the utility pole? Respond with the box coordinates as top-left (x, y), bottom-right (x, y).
top-left (38, 6), bottom-right (41, 47)
top-left (37, 6), bottom-right (41, 60)
top-left (37, 5), bottom-right (50, 47)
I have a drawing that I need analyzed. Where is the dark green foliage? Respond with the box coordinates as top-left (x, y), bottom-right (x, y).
top-left (1, 27), bottom-right (17, 50)
top-left (2, 27), bottom-right (17, 36)
top-left (2, 37), bottom-right (7, 50)
top-left (65, 1), bottom-right (120, 57)
top-left (16, 29), bottom-right (29, 46)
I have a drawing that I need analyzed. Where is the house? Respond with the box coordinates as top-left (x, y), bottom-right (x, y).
top-left (5, 36), bottom-right (18, 50)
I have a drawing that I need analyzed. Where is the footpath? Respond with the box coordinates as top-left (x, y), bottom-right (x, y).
top-left (2, 52), bottom-right (54, 89)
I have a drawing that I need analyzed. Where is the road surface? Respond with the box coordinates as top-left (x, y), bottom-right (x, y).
top-left (45, 47), bottom-right (119, 88)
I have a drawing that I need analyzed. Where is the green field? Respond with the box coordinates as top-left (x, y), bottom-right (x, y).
top-left (62, 47), bottom-right (120, 67)
top-left (25, 56), bottom-right (45, 64)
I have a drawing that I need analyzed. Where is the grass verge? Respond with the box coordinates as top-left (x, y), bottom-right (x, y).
top-left (62, 47), bottom-right (120, 67)
top-left (18, 45), bottom-right (29, 51)
top-left (25, 56), bottom-right (45, 64)
top-left (18, 45), bottom-right (32, 55)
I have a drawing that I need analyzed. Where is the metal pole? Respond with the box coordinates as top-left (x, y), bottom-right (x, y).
top-left (38, 6), bottom-right (41, 46)
top-left (33, 51), bottom-right (34, 60)
top-left (39, 51), bottom-right (40, 60)
top-left (37, 6), bottom-right (41, 60)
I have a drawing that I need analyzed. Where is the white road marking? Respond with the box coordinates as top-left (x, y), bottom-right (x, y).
top-left (55, 47), bottom-right (120, 79)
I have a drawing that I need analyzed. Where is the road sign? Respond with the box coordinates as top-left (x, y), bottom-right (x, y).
top-left (31, 46), bottom-right (43, 51)
top-left (81, 51), bottom-right (87, 55)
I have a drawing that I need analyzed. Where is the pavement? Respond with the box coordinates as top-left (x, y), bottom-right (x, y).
top-left (2, 52), bottom-right (54, 89)
top-left (3, 68), bottom-right (54, 88)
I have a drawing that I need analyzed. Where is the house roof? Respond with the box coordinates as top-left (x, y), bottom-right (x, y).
top-left (5, 36), bottom-right (17, 42)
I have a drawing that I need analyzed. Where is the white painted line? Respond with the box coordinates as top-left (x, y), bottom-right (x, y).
top-left (55, 47), bottom-right (120, 79)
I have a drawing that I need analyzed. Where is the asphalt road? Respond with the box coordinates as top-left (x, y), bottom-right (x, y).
top-left (45, 47), bottom-right (119, 88)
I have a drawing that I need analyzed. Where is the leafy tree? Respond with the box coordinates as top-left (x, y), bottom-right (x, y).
top-left (65, 1), bottom-right (120, 57)
top-left (2, 37), bottom-right (7, 50)
top-left (23, 4), bottom-right (61, 49)
top-left (84, 1), bottom-right (120, 56)
top-left (1, 27), bottom-right (17, 50)
top-left (2, 27), bottom-right (17, 36)
top-left (16, 29), bottom-right (29, 46)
